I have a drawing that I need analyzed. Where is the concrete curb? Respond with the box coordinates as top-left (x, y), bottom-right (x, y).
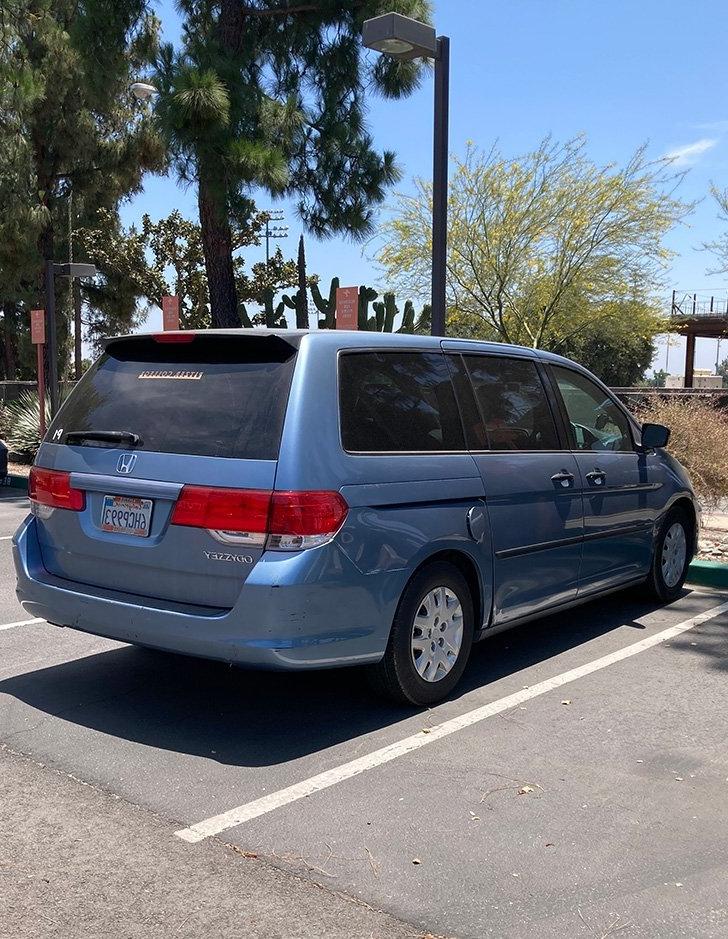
top-left (687, 559), bottom-right (728, 590)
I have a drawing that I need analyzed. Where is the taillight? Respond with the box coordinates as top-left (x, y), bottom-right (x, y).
top-left (268, 491), bottom-right (349, 549)
top-left (29, 467), bottom-right (85, 512)
top-left (171, 487), bottom-right (271, 545)
top-left (152, 332), bottom-right (196, 343)
top-left (170, 486), bottom-right (348, 551)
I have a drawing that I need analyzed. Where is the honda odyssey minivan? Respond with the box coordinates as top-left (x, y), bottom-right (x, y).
top-left (13, 330), bottom-right (698, 704)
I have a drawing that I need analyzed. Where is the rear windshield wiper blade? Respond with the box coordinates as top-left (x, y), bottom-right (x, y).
top-left (65, 430), bottom-right (143, 447)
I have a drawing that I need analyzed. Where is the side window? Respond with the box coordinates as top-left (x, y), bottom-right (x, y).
top-left (339, 351), bottom-right (464, 452)
top-left (461, 355), bottom-right (559, 451)
top-left (552, 366), bottom-right (633, 453)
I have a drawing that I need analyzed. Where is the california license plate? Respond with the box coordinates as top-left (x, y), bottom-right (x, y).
top-left (101, 495), bottom-right (153, 537)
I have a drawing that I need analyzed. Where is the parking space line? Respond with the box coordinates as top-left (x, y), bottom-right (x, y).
top-left (0, 536), bottom-right (14, 541)
top-left (0, 617), bottom-right (45, 632)
top-left (175, 599), bottom-right (728, 844)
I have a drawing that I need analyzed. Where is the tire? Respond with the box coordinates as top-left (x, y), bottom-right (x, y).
top-left (644, 507), bottom-right (691, 602)
top-left (368, 561), bottom-right (475, 706)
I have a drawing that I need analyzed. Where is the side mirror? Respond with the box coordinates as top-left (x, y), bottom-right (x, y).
top-left (641, 422), bottom-right (670, 450)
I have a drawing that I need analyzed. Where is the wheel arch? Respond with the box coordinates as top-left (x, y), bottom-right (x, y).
top-left (403, 548), bottom-right (486, 636)
top-left (666, 495), bottom-right (699, 558)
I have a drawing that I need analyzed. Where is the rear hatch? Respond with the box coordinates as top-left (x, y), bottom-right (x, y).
top-left (34, 332), bottom-right (298, 609)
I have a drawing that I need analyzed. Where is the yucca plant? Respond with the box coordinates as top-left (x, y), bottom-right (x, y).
top-left (6, 391), bottom-right (54, 457)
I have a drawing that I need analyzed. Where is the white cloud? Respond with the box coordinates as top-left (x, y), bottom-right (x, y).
top-left (663, 137), bottom-right (717, 166)
top-left (693, 119), bottom-right (728, 133)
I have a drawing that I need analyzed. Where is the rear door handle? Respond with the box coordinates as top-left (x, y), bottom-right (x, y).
top-left (551, 470), bottom-right (575, 488)
top-left (585, 470), bottom-right (607, 487)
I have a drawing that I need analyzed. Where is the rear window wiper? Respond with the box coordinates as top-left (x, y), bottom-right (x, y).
top-left (65, 430), bottom-right (143, 447)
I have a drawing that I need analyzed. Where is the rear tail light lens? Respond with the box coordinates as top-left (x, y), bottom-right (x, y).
top-left (29, 467), bottom-right (85, 512)
top-left (170, 487), bottom-right (271, 545)
top-left (268, 491), bottom-right (349, 550)
top-left (170, 486), bottom-right (348, 550)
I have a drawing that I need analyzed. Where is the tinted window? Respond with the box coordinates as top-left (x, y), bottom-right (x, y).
top-left (47, 335), bottom-right (297, 460)
top-left (552, 366), bottom-right (633, 453)
top-left (462, 356), bottom-right (559, 451)
top-left (339, 352), bottom-right (464, 452)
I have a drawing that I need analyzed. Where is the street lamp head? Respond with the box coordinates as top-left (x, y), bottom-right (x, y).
top-left (131, 81), bottom-right (158, 100)
top-left (362, 12), bottom-right (438, 60)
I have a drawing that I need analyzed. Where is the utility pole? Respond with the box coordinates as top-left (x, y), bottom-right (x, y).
top-left (68, 188), bottom-right (83, 380)
top-left (264, 211), bottom-right (288, 265)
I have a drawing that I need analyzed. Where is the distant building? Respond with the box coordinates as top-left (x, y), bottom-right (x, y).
top-left (665, 369), bottom-right (723, 389)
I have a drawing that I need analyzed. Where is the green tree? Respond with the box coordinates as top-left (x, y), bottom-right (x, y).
top-left (150, 0), bottom-right (431, 328)
top-left (557, 300), bottom-right (657, 385)
top-left (645, 368), bottom-right (669, 388)
top-left (79, 207), bottom-right (312, 342)
top-left (0, 0), bottom-right (164, 376)
top-left (377, 136), bottom-right (691, 349)
top-left (717, 357), bottom-right (728, 388)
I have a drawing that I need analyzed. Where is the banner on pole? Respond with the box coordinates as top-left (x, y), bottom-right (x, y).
top-left (335, 287), bottom-right (359, 330)
top-left (30, 309), bottom-right (46, 345)
top-left (162, 295), bottom-right (180, 331)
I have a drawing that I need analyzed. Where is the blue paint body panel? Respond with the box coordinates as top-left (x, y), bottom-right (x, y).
top-left (13, 330), bottom-right (698, 670)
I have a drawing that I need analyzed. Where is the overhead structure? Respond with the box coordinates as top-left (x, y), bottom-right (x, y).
top-left (670, 291), bottom-right (728, 387)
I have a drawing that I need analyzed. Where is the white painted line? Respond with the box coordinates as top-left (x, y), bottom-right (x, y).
top-left (0, 536), bottom-right (14, 541)
top-left (175, 599), bottom-right (728, 844)
top-left (0, 617), bottom-right (45, 632)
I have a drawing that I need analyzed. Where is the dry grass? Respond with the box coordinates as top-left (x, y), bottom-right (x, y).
top-left (636, 397), bottom-right (728, 510)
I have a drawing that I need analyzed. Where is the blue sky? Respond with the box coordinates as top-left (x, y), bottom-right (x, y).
top-left (121, 0), bottom-right (728, 373)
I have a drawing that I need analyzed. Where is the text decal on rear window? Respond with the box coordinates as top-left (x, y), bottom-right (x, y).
top-left (137, 370), bottom-right (204, 381)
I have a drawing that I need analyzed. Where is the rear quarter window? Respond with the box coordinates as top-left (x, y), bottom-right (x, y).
top-left (47, 335), bottom-right (297, 460)
top-left (339, 351), bottom-right (464, 452)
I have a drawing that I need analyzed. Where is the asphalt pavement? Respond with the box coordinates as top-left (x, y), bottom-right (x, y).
top-left (1, 491), bottom-right (727, 938)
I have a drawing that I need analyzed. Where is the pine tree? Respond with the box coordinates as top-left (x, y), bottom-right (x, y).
top-left (0, 0), bottom-right (164, 377)
top-left (152, 0), bottom-right (431, 327)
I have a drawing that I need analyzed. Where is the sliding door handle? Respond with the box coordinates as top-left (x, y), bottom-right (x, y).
top-left (551, 470), bottom-right (575, 488)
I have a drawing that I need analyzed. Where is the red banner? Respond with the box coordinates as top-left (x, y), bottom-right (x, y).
top-left (162, 295), bottom-right (180, 331)
top-left (30, 309), bottom-right (45, 345)
top-left (335, 287), bottom-right (359, 330)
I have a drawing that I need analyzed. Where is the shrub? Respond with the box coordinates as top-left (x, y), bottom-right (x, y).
top-left (5, 391), bottom-right (53, 458)
top-left (636, 397), bottom-right (728, 510)
top-left (0, 404), bottom-right (11, 441)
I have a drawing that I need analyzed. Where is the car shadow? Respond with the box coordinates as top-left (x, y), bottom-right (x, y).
top-left (0, 588), bottom-right (717, 768)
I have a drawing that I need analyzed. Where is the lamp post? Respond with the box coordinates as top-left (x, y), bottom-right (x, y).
top-left (45, 262), bottom-right (97, 414)
top-left (362, 12), bottom-right (450, 337)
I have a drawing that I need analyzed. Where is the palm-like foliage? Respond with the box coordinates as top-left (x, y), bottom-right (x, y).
top-left (147, 0), bottom-right (433, 326)
top-left (6, 391), bottom-right (54, 456)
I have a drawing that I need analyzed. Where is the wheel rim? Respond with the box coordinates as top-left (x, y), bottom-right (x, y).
top-left (661, 521), bottom-right (687, 588)
top-left (411, 586), bottom-right (464, 683)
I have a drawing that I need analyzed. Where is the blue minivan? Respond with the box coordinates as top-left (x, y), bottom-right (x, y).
top-left (13, 330), bottom-right (697, 704)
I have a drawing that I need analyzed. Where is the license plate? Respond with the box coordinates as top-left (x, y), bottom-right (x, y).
top-left (101, 495), bottom-right (153, 538)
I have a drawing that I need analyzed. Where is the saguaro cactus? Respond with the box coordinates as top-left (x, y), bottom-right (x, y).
top-left (358, 285), bottom-right (378, 330)
top-left (262, 287), bottom-right (288, 328)
top-left (310, 276), bottom-right (339, 329)
top-left (398, 299), bottom-right (417, 333)
top-left (372, 292), bottom-right (399, 332)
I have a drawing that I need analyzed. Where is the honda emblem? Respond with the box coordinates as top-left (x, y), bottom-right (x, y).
top-left (116, 453), bottom-right (138, 475)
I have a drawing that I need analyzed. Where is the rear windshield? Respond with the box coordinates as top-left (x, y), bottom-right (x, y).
top-left (47, 335), bottom-right (298, 460)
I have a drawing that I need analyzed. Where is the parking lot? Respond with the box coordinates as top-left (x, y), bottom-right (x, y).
top-left (1, 489), bottom-right (727, 939)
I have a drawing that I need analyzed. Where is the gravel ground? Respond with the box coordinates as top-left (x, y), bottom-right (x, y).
top-left (699, 529), bottom-right (728, 563)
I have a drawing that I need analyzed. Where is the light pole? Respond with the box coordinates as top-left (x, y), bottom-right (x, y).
top-left (363, 12), bottom-right (449, 337)
top-left (45, 262), bottom-right (96, 414)
top-left (131, 82), bottom-right (158, 101)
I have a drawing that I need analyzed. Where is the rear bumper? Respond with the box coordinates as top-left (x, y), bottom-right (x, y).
top-left (13, 516), bottom-right (400, 669)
